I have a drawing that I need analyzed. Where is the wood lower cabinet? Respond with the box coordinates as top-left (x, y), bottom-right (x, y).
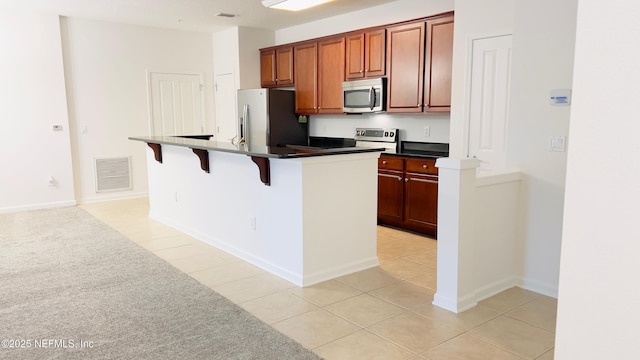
top-left (260, 46), bottom-right (294, 88)
top-left (378, 155), bottom-right (439, 237)
top-left (378, 156), bottom-right (404, 223)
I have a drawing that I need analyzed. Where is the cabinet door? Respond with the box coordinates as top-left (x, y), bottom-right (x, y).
top-left (378, 170), bottom-right (404, 224)
top-left (404, 173), bottom-right (438, 235)
top-left (365, 29), bottom-right (386, 77)
top-left (294, 42), bottom-right (318, 114)
top-left (318, 36), bottom-right (345, 114)
top-left (346, 33), bottom-right (365, 79)
top-left (276, 46), bottom-right (294, 86)
top-left (260, 49), bottom-right (277, 87)
top-left (424, 16), bottom-right (454, 111)
top-left (386, 22), bottom-right (425, 113)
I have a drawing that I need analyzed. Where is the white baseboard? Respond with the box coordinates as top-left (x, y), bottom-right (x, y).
top-left (474, 277), bottom-right (519, 302)
top-left (0, 200), bottom-right (77, 214)
top-left (148, 211), bottom-right (378, 287)
top-left (78, 191), bottom-right (148, 204)
top-left (433, 277), bottom-right (520, 313)
top-left (301, 257), bottom-right (380, 287)
top-left (433, 291), bottom-right (478, 313)
top-left (517, 277), bottom-right (559, 298)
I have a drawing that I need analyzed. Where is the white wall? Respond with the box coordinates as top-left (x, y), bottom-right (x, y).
top-left (449, 0), bottom-right (515, 157)
top-left (275, 0), bottom-right (454, 45)
top-left (506, 0), bottom-right (577, 296)
top-left (555, 1), bottom-right (640, 358)
top-left (269, 0), bottom-right (574, 299)
top-left (212, 27), bottom-right (274, 143)
top-left (274, 0), bottom-right (454, 143)
top-left (449, 0), bottom-right (576, 297)
top-left (60, 17), bottom-right (214, 203)
top-left (238, 27), bottom-right (274, 89)
top-left (146, 145), bottom-right (379, 286)
top-left (0, 11), bottom-right (75, 212)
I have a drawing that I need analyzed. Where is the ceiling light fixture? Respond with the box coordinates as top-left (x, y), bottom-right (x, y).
top-left (261, 0), bottom-right (333, 12)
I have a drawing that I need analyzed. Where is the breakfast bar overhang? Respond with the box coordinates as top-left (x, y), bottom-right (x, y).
top-left (130, 136), bottom-right (384, 286)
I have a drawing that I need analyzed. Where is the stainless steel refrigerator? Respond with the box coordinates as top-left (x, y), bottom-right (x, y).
top-left (236, 88), bottom-right (308, 147)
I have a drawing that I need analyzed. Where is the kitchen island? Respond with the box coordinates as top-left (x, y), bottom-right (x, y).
top-left (130, 136), bottom-right (384, 286)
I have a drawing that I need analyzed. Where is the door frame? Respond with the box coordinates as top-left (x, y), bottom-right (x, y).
top-left (462, 31), bottom-right (513, 160)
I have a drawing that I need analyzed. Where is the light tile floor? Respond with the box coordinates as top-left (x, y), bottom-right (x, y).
top-left (79, 198), bottom-right (557, 360)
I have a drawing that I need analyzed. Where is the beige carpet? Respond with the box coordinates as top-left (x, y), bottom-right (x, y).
top-left (0, 207), bottom-right (321, 360)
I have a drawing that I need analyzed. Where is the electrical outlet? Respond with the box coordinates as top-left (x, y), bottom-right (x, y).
top-left (250, 217), bottom-right (256, 231)
top-left (424, 126), bottom-right (430, 137)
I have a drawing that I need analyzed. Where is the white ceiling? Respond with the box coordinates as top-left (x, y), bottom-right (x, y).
top-left (0, 0), bottom-right (397, 32)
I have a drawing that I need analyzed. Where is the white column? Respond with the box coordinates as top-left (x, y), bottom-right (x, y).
top-left (433, 158), bottom-right (480, 313)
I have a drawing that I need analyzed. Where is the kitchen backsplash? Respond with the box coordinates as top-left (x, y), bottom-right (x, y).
top-left (308, 113), bottom-right (450, 143)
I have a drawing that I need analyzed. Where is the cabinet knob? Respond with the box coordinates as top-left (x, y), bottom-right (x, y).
top-left (422, 164), bottom-right (428, 169)
top-left (382, 160), bottom-right (387, 165)
top-left (405, 178), bottom-right (409, 182)
top-left (397, 176), bottom-right (402, 181)
top-left (365, 69), bottom-right (369, 72)
top-left (359, 70), bottom-right (363, 73)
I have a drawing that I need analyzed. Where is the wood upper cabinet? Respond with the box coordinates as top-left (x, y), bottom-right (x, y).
top-left (424, 16), bottom-right (454, 111)
top-left (386, 22), bottom-right (425, 113)
top-left (345, 29), bottom-right (386, 80)
top-left (260, 13), bottom-right (454, 114)
top-left (294, 42), bottom-right (317, 114)
top-left (317, 36), bottom-right (346, 114)
top-left (295, 36), bottom-right (345, 114)
top-left (260, 46), bottom-right (294, 88)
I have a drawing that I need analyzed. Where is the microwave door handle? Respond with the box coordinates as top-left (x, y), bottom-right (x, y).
top-left (368, 86), bottom-right (375, 110)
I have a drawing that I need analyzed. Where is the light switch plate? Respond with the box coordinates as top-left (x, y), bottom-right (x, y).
top-left (548, 135), bottom-right (567, 152)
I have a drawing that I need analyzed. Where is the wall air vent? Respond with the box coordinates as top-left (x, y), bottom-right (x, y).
top-left (94, 157), bottom-right (132, 193)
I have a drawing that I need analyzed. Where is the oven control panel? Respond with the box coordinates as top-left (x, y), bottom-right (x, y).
top-left (354, 128), bottom-right (398, 143)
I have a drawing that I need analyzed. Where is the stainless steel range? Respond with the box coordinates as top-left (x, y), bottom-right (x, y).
top-left (354, 127), bottom-right (398, 153)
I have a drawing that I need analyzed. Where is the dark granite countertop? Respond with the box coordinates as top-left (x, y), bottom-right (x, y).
top-left (129, 135), bottom-right (385, 159)
top-left (391, 141), bottom-right (450, 159)
top-left (384, 151), bottom-right (448, 159)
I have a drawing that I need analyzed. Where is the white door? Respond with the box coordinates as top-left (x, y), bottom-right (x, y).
top-left (467, 35), bottom-right (513, 173)
top-left (214, 73), bottom-right (238, 142)
top-left (149, 72), bottom-right (204, 136)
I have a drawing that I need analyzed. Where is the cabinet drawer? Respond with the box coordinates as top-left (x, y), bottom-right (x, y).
top-left (405, 158), bottom-right (438, 175)
top-left (378, 156), bottom-right (403, 171)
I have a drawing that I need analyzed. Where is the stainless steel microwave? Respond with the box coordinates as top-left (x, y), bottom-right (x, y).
top-left (342, 78), bottom-right (386, 113)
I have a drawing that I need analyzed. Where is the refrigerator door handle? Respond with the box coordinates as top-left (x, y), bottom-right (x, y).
top-left (240, 104), bottom-right (248, 144)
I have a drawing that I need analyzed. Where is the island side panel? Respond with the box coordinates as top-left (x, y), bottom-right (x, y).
top-left (145, 145), bottom-right (306, 284)
top-left (300, 152), bottom-right (381, 286)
